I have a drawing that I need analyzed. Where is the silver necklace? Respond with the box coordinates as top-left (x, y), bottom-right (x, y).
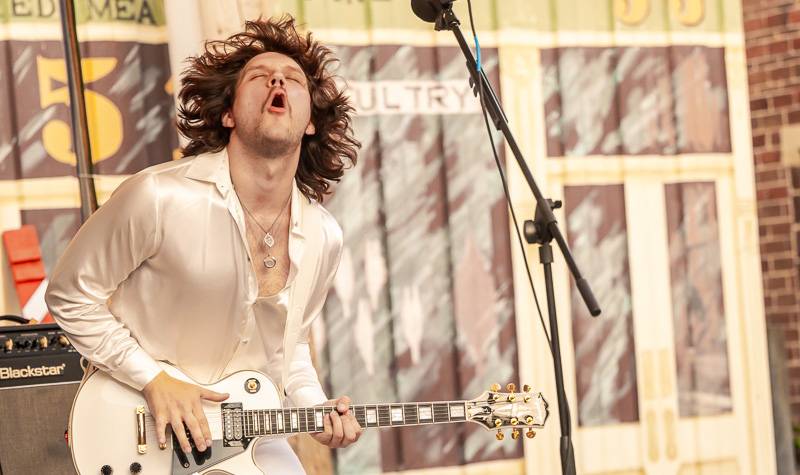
top-left (238, 192), bottom-right (291, 270)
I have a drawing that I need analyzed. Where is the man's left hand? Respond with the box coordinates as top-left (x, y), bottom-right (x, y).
top-left (310, 396), bottom-right (362, 448)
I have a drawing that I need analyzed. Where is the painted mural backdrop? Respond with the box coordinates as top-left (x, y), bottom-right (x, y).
top-left (0, 0), bottom-right (177, 273)
top-left (1, 0), bottom-right (750, 473)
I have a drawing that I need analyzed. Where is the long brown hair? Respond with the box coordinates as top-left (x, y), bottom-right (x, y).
top-left (177, 16), bottom-right (359, 202)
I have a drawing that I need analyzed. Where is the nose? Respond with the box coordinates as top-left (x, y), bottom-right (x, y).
top-left (269, 73), bottom-right (285, 87)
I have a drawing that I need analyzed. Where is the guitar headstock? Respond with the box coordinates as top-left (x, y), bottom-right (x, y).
top-left (466, 383), bottom-right (549, 440)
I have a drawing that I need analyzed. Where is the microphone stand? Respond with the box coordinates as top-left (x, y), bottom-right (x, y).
top-left (425, 4), bottom-right (602, 475)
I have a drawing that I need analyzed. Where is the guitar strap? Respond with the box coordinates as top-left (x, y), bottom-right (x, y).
top-left (280, 197), bottom-right (324, 396)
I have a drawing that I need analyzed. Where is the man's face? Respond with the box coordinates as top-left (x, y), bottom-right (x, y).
top-left (223, 52), bottom-right (315, 157)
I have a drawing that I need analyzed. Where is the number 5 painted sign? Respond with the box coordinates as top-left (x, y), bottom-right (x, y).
top-left (615, 0), bottom-right (705, 26)
top-left (36, 56), bottom-right (123, 166)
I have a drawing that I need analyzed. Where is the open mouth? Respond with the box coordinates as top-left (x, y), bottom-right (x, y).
top-left (266, 90), bottom-right (288, 113)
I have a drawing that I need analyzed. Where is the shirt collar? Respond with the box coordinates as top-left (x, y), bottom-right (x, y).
top-left (184, 147), bottom-right (306, 237)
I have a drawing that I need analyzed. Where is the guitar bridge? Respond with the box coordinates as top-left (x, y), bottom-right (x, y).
top-left (135, 406), bottom-right (147, 454)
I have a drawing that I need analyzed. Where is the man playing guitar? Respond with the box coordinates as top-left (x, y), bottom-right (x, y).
top-left (46, 15), bottom-right (362, 473)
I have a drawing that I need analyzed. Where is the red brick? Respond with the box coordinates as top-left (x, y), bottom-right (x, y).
top-left (792, 168), bottom-right (800, 188)
top-left (770, 40), bottom-right (790, 55)
top-left (767, 12), bottom-right (789, 27)
top-left (789, 110), bottom-right (800, 123)
top-left (753, 134), bottom-right (767, 148)
top-left (767, 277), bottom-right (788, 290)
top-left (760, 204), bottom-right (790, 220)
top-left (771, 67), bottom-right (791, 81)
top-left (764, 238), bottom-right (792, 252)
top-left (773, 94), bottom-right (793, 107)
top-left (747, 44), bottom-right (770, 59)
top-left (777, 293), bottom-right (798, 306)
top-left (772, 132), bottom-right (782, 146)
top-left (775, 258), bottom-right (795, 270)
top-left (753, 113), bottom-right (784, 129)
top-left (745, 17), bottom-right (767, 32)
top-left (789, 9), bottom-right (800, 24)
top-left (756, 151), bottom-right (782, 164)
top-left (751, 98), bottom-right (769, 111)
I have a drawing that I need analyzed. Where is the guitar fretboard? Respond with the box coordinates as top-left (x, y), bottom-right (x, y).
top-left (238, 402), bottom-right (468, 437)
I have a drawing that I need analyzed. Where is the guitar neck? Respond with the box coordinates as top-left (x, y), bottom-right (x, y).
top-left (238, 401), bottom-right (469, 438)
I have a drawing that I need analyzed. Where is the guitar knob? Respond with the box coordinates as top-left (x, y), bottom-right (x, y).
top-left (506, 383), bottom-right (516, 392)
top-left (511, 428), bottom-right (520, 440)
top-left (496, 430), bottom-right (504, 441)
top-left (526, 429), bottom-right (536, 439)
top-left (523, 384), bottom-right (531, 393)
top-left (130, 462), bottom-right (142, 473)
top-left (101, 465), bottom-right (113, 475)
top-left (490, 383), bottom-right (501, 392)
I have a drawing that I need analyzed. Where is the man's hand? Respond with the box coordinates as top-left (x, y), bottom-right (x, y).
top-left (142, 371), bottom-right (229, 453)
top-left (310, 396), bottom-right (362, 449)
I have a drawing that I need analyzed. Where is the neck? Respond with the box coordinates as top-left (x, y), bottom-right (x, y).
top-left (227, 133), bottom-right (298, 213)
top-left (226, 400), bottom-right (469, 439)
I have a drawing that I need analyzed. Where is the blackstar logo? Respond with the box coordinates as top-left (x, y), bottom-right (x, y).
top-left (0, 363), bottom-right (67, 380)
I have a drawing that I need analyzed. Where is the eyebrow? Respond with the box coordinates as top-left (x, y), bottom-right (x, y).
top-left (244, 63), bottom-right (306, 78)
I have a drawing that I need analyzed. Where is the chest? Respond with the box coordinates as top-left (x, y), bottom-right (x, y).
top-left (243, 218), bottom-right (291, 297)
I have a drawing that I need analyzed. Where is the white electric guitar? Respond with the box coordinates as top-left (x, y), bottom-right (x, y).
top-left (68, 362), bottom-right (549, 474)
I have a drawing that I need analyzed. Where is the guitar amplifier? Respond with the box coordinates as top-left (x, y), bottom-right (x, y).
top-left (0, 323), bottom-right (84, 474)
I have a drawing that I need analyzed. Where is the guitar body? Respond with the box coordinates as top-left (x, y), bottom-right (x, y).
top-left (69, 362), bottom-right (282, 474)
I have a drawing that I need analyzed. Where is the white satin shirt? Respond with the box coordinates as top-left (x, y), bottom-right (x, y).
top-left (45, 148), bottom-right (341, 407)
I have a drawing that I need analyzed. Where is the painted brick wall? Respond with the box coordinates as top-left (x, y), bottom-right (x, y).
top-left (742, 0), bottom-right (800, 421)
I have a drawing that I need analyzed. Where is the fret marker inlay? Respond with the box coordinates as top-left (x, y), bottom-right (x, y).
top-left (449, 405), bottom-right (465, 418)
top-left (419, 406), bottom-right (432, 420)
top-left (391, 408), bottom-right (403, 423)
top-left (366, 409), bottom-right (377, 424)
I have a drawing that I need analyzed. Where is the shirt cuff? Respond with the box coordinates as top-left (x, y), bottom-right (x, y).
top-left (290, 385), bottom-right (328, 407)
top-left (110, 347), bottom-right (163, 391)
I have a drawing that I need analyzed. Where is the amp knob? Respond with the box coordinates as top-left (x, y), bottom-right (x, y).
top-left (101, 465), bottom-right (113, 475)
top-left (129, 462), bottom-right (142, 473)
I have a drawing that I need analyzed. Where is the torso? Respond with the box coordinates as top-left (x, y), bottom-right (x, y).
top-left (243, 207), bottom-right (291, 297)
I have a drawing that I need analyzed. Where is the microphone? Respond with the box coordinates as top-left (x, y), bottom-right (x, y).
top-left (410, 0), bottom-right (454, 23)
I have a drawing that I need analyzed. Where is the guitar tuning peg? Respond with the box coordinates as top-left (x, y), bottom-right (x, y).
top-left (510, 417), bottom-right (519, 426)
top-left (525, 416), bottom-right (534, 425)
top-left (490, 383), bottom-right (501, 392)
top-left (494, 418), bottom-right (503, 428)
top-left (508, 394), bottom-right (516, 402)
top-left (511, 428), bottom-right (520, 440)
top-left (523, 384), bottom-right (531, 393)
top-left (506, 383), bottom-right (516, 392)
top-left (496, 430), bottom-right (504, 441)
top-left (526, 429), bottom-right (536, 439)
top-left (524, 395), bottom-right (532, 403)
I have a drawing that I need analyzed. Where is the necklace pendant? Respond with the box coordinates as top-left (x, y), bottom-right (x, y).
top-left (263, 233), bottom-right (275, 248)
top-left (263, 256), bottom-right (277, 269)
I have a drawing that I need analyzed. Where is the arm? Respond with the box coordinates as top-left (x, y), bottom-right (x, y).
top-left (45, 172), bottom-right (227, 454)
top-left (45, 172), bottom-right (163, 391)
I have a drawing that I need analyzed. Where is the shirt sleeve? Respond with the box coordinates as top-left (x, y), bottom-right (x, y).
top-left (284, 209), bottom-right (344, 407)
top-left (45, 172), bottom-right (164, 391)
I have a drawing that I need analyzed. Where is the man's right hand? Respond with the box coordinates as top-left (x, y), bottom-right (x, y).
top-left (142, 371), bottom-right (229, 453)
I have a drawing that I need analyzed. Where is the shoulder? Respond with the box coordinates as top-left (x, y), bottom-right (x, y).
top-left (310, 200), bottom-right (343, 251)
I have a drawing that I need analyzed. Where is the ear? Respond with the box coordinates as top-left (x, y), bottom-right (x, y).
top-left (305, 121), bottom-right (316, 135)
top-left (222, 110), bottom-right (235, 128)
